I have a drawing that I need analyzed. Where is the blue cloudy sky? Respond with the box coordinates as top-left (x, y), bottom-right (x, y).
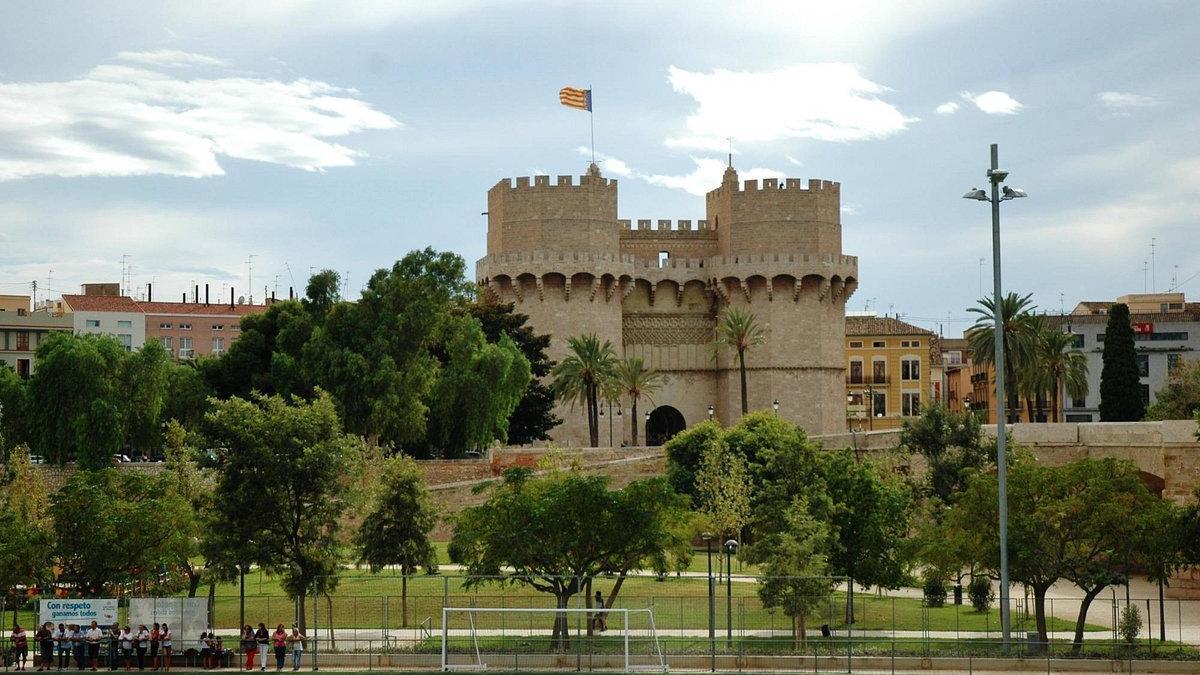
top-left (1, 1), bottom-right (1196, 334)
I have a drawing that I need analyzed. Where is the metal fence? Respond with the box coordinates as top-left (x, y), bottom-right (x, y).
top-left (3, 574), bottom-right (1198, 671)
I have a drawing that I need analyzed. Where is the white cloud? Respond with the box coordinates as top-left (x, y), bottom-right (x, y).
top-left (1098, 91), bottom-right (1159, 110)
top-left (644, 157), bottom-right (728, 196)
top-left (0, 58), bottom-right (400, 180)
top-left (576, 146), bottom-right (633, 177)
top-left (785, 154), bottom-right (803, 167)
top-left (935, 101), bottom-right (959, 115)
top-left (961, 90), bottom-right (1023, 115)
top-left (116, 50), bottom-right (229, 68)
top-left (664, 64), bottom-right (916, 150)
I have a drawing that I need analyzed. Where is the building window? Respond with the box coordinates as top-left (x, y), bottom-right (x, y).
top-left (180, 323), bottom-right (192, 330)
top-left (871, 391), bottom-right (887, 417)
top-left (85, 319), bottom-right (100, 328)
top-left (871, 359), bottom-right (887, 384)
top-left (1070, 334), bottom-right (1084, 348)
top-left (160, 336), bottom-right (173, 353)
top-left (117, 334), bottom-right (132, 351)
top-left (213, 324), bottom-right (224, 331)
top-left (1168, 353), bottom-right (1183, 373)
top-left (1072, 396), bottom-right (1086, 408)
top-left (179, 337), bottom-right (193, 359)
top-left (902, 392), bottom-right (921, 417)
top-left (16, 359), bottom-right (30, 379)
top-left (117, 320), bottom-right (132, 329)
top-left (849, 341), bottom-right (862, 348)
top-left (1140, 383), bottom-right (1150, 406)
top-left (900, 340), bottom-right (922, 348)
top-left (160, 323), bottom-right (172, 329)
top-left (15, 332), bottom-right (29, 351)
top-left (848, 360), bottom-right (863, 384)
top-left (873, 340), bottom-right (885, 348)
top-left (1136, 353), bottom-right (1149, 378)
top-left (212, 337), bottom-right (225, 355)
top-left (1065, 413), bottom-right (1093, 423)
top-left (901, 358), bottom-right (920, 381)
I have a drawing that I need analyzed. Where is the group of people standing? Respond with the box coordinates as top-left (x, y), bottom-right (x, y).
top-left (8, 622), bottom-right (303, 672)
top-left (237, 624), bottom-right (304, 672)
top-left (9, 621), bottom-right (172, 672)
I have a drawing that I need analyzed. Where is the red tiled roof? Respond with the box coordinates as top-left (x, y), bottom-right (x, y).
top-left (62, 295), bottom-right (269, 316)
top-left (845, 315), bottom-right (935, 337)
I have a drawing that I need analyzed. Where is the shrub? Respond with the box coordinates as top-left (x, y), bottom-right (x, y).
top-left (1118, 604), bottom-right (1142, 645)
top-left (968, 575), bottom-right (995, 613)
top-left (922, 573), bottom-right (947, 608)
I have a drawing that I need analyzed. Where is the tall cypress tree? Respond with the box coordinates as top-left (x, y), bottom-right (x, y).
top-left (1099, 303), bottom-right (1145, 421)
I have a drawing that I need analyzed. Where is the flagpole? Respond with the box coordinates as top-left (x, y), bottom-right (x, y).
top-left (589, 85), bottom-right (595, 165)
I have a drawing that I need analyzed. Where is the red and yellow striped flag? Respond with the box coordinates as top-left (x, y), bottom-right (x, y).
top-left (559, 86), bottom-right (592, 112)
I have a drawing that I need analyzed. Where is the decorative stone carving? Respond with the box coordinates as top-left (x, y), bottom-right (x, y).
top-left (623, 313), bottom-right (715, 346)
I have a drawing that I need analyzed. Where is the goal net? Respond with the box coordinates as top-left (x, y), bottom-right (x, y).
top-left (441, 606), bottom-right (667, 672)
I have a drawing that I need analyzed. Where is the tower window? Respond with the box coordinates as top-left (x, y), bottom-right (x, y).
top-left (658, 251), bottom-right (669, 267)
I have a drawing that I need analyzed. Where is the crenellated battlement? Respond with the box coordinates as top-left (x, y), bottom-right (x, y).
top-left (708, 177), bottom-right (840, 197)
top-left (618, 219), bottom-right (713, 232)
top-left (490, 172), bottom-right (616, 194)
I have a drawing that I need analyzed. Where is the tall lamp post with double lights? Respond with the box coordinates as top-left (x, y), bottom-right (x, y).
top-left (723, 539), bottom-right (738, 645)
top-left (701, 532), bottom-right (716, 653)
top-left (963, 142), bottom-right (1027, 647)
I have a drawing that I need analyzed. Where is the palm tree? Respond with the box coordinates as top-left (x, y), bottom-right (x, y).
top-left (967, 292), bottom-right (1042, 423)
top-left (550, 334), bottom-right (618, 447)
top-left (714, 308), bottom-right (766, 416)
top-left (614, 357), bottom-right (667, 445)
top-left (1035, 329), bottom-right (1089, 422)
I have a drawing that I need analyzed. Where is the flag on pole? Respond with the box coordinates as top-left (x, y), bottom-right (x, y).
top-left (559, 86), bottom-right (592, 111)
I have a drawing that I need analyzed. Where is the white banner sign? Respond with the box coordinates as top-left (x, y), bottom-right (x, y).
top-left (39, 599), bottom-right (118, 626)
top-left (128, 598), bottom-right (208, 642)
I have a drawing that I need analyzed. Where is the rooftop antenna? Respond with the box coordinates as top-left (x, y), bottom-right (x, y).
top-left (1172, 264), bottom-right (1179, 291)
top-left (1143, 260), bottom-right (1148, 293)
top-left (273, 274), bottom-right (280, 298)
top-left (120, 254), bottom-right (131, 297)
top-left (1151, 237), bottom-right (1157, 292)
top-left (342, 270), bottom-right (351, 297)
top-left (31, 280), bottom-right (37, 307)
top-left (246, 254), bottom-right (257, 305)
top-left (47, 268), bottom-right (54, 303)
top-left (284, 262), bottom-right (297, 289)
top-left (1059, 292), bottom-right (1064, 315)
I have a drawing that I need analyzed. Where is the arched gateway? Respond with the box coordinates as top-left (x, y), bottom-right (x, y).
top-left (646, 406), bottom-right (686, 446)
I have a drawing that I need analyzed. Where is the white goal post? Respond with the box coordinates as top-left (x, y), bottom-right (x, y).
top-left (440, 606), bottom-right (666, 673)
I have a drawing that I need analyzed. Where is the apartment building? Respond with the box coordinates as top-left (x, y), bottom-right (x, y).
top-left (61, 292), bottom-right (266, 360)
top-left (0, 295), bottom-right (73, 377)
top-left (845, 315), bottom-right (939, 430)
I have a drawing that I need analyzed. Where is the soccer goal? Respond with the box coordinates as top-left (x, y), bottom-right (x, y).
top-left (441, 606), bottom-right (667, 672)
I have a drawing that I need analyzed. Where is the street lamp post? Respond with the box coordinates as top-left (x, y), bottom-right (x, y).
top-left (772, 399), bottom-right (780, 415)
top-left (724, 539), bottom-right (738, 645)
top-left (707, 404), bottom-right (714, 422)
top-left (866, 385), bottom-right (875, 431)
top-left (616, 407), bottom-right (623, 446)
top-left (963, 142), bottom-right (1027, 647)
top-left (701, 532), bottom-right (715, 670)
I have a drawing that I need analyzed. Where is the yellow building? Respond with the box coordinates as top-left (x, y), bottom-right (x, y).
top-left (845, 316), bottom-right (939, 430)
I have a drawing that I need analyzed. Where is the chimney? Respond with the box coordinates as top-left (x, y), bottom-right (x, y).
top-left (230, 287), bottom-right (235, 309)
top-left (147, 283), bottom-right (152, 302)
top-left (182, 292), bottom-right (186, 302)
top-left (289, 286), bottom-right (294, 300)
top-left (194, 284), bottom-right (199, 304)
top-left (205, 284), bottom-right (210, 306)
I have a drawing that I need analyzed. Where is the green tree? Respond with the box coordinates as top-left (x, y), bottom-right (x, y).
top-left (713, 308), bottom-right (766, 416)
top-left (356, 454), bottom-right (438, 627)
top-left (205, 299), bottom-right (314, 399)
top-left (823, 449), bottom-right (911, 622)
top-left (967, 292), bottom-right (1042, 423)
top-left (742, 499), bottom-right (830, 647)
top-left (449, 469), bottom-right (690, 648)
top-left (1144, 359), bottom-right (1200, 420)
top-left (162, 420), bottom-right (213, 597)
top-left (1100, 303), bottom-right (1145, 421)
top-left (29, 333), bottom-right (130, 468)
top-left (550, 334), bottom-right (618, 447)
top-left (663, 420), bottom-right (724, 499)
top-left (694, 439), bottom-right (751, 542)
top-left (468, 299), bottom-right (561, 445)
top-left (423, 315), bottom-right (530, 456)
top-left (204, 392), bottom-right (365, 634)
top-left (614, 357), bottom-right (665, 445)
top-left (305, 249), bottom-right (471, 446)
top-left (302, 269), bottom-right (342, 323)
top-left (900, 403), bottom-right (989, 503)
top-left (162, 361), bottom-right (215, 429)
top-left (51, 469), bottom-right (194, 594)
top-left (0, 366), bottom-right (29, 459)
top-left (0, 449), bottom-right (53, 624)
top-left (122, 338), bottom-right (171, 457)
top-left (1032, 329), bottom-right (1089, 423)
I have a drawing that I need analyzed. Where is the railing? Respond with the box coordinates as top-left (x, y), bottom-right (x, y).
top-left (846, 374), bottom-right (889, 385)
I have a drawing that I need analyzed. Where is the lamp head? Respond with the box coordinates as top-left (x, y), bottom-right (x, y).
top-left (962, 188), bottom-right (989, 202)
top-left (724, 539), bottom-right (739, 553)
top-left (772, 399), bottom-right (780, 411)
top-left (987, 168), bottom-right (1009, 182)
top-left (1001, 186), bottom-right (1027, 200)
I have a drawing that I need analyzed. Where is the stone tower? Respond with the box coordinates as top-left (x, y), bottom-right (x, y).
top-left (478, 163), bottom-right (857, 446)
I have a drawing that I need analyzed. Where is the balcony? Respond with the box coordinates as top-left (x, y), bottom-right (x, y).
top-left (846, 374), bottom-right (889, 385)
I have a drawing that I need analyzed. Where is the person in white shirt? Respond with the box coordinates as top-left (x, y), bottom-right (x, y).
top-left (86, 622), bottom-right (104, 672)
top-left (53, 624), bottom-right (67, 671)
top-left (135, 626), bottom-right (150, 671)
top-left (119, 627), bottom-right (133, 672)
top-left (159, 624), bottom-right (173, 672)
